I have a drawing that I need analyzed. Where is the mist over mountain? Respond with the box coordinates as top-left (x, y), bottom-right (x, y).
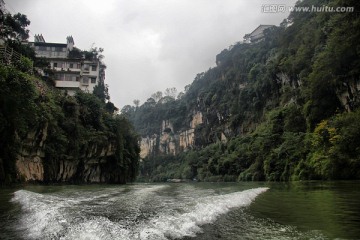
top-left (123, 0), bottom-right (360, 182)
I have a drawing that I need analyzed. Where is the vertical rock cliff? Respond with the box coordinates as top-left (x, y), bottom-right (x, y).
top-left (139, 111), bottom-right (205, 159)
top-left (14, 123), bottom-right (130, 183)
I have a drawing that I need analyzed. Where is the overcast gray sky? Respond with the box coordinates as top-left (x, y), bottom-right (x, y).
top-left (5, 0), bottom-right (296, 108)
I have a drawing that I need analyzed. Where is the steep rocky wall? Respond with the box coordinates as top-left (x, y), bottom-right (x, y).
top-left (15, 122), bottom-right (48, 182)
top-left (179, 129), bottom-right (195, 151)
top-left (140, 136), bottom-right (157, 159)
top-left (16, 146), bottom-right (121, 183)
top-left (159, 132), bottom-right (177, 155)
top-left (190, 111), bottom-right (203, 128)
top-left (337, 79), bottom-right (360, 112)
top-left (16, 156), bottom-right (44, 182)
top-left (140, 111), bottom-right (204, 159)
top-left (14, 124), bottom-right (125, 183)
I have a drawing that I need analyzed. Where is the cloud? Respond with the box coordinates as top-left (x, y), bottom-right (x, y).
top-left (5, 0), bottom-right (296, 108)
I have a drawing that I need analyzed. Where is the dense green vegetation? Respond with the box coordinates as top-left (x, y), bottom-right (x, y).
top-left (129, 0), bottom-right (360, 182)
top-left (0, 9), bottom-right (139, 184)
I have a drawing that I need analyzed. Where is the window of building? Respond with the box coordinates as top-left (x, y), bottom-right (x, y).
top-left (69, 63), bottom-right (74, 68)
top-left (91, 65), bottom-right (97, 71)
top-left (53, 62), bottom-right (58, 68)
top-left (83, 77), bottom-right (89, 84)
top-left (83, 64), bottom-right (90, 71)
top-left (91, 77), bottom-right (96, 84)
top-left (65, 75), bottom-right (77, 81)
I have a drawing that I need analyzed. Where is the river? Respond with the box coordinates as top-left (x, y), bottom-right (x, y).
top-left (0, 181), bottom-right (359, 239)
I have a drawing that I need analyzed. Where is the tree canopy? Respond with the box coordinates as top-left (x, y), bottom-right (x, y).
top-left (131, 0), bottom-right (360, 182)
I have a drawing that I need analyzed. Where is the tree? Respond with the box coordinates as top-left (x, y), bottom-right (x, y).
top-left (164, 87), bottom-right (177, 99)
top-left (68, 47), bottom-right (83, 59)
top-left (121, 105), bottom-right (134, 116)
top-left (151, 91), bottom-right (163, 102)
top-left (133, 99), bottom-right (140, 108)
top-left (177, 92), bottom-right (185, 99)
top-left (0, 12), bottom-right (30, 42)
top-left (105, 101), bottom-right (118, 114)
top-left (93, 80), bottom-right (109, 102)
top-left (144, 98), bottom-right (156, 107)
top-left (84, 47), bottom-right (104, 61)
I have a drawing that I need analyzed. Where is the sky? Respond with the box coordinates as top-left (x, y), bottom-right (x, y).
top-left (5, 0), bottom-right (297, 109)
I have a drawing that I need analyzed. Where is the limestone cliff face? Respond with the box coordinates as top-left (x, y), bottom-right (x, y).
top-left (16, 157), bottom-right (44, 182)
top-left (190, 111), bottom-right (203, 129)
top-left (179, 129), bottom-right (195, 151)
top-left (140, 136), bottom-right (157, 159)
top-left (15, 124), bottom-right (125, 183)
top-left (140, 111), bottom-right (204, 159)
top-left (42, 143), bottom-right (117, 183)
top-left (337, 79), bottom-right (360, 112)
top-left (159, 132), bottom-right (177, 155)
top-left (15, 122), bottom-right (48, 182)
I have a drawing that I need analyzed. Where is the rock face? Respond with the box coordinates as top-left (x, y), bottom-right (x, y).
top-left (179, 129), bottom-right (195, 151)
top-left (14, 124), bottom-right (125, 183)
top-left (140, 111), bottom-right (204, 159)
top-left (16, 156), bottom-right (44, 182)
top-left (190, 111), bottom-right (203, 128)
top-left (336, 79), bottom-right (360, 112)
top-left (15, 122), bottom-right (48, 182)
top-left (140, 136), bottom-right (157, 159)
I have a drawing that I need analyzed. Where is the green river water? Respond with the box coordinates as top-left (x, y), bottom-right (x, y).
top-left (0, 181), bottom-right (359, 239)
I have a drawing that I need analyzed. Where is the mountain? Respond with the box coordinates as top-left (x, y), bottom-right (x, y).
top-left (124, 0), bottom-right (360, 181)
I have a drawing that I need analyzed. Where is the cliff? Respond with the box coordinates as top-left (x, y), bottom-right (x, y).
top-left (126, 0), bottom-right (360, 181)
top-left (0, 65), bottom-right (140, 184)
top-left (15, 125), bottom-right (120, 183)
top-left (139, 111), bottom-right (205, 158)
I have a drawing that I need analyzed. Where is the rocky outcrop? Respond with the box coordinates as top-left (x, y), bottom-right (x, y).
top-left (179, 129), bottom-right (195, 151)
top-left (140, 111), bottom-right (204, 159)
top-left (14, 124), bottom-right (126, 183)
top-left (337, 79), bottom-right (360, 112)
top-left (15, 123), bottom-right (47, 182)
top-left (190, 111), bottom-right (203, 128)
top-left (159, 132), bottom-right (177, 155)
top-left (16, 156), bottom-right (44, 182)
top-left (140, 136), bottom-right (157, 159)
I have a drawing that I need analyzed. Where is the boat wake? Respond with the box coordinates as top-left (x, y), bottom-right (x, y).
top-left (11, 186), bottom-right (268, 240)
top-left (137, 187), bottom-right (269, 239)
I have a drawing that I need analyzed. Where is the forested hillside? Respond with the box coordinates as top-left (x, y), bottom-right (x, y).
top-left (124, 0), bottom-right (360, 181)
top-left (0, 9), bottom-right (140, 184)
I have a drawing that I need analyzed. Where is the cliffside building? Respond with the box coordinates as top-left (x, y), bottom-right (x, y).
top-left (243, 25), bottom-right (275, 44)
top-left (29, 35), bottom-right (105, 96)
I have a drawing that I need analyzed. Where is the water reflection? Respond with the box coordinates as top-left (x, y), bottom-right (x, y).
top-left (250, 181), bottom-right (360, 239)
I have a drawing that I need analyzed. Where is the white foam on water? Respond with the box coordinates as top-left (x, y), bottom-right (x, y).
top-left (135, 187), bottom-right (269, 239)
top-left (10, 185), bottom-right (170, 240)
top-left (11, 186), bottom-right (269, 240)
top-left (11, 190), bottom-right (72, 239)
top-left (62, 216), bottom-right (132, 240)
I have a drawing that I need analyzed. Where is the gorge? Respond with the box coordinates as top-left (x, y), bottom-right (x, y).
top-left (125, 0), bottom-right (360, 182)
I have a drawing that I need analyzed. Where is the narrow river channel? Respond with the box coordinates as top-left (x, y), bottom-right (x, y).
top-left (0, 181), bottom-right (359, 239)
